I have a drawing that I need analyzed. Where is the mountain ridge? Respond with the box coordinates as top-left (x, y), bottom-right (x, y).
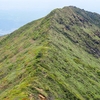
top-left (0, 6), bottom-right (100, 100)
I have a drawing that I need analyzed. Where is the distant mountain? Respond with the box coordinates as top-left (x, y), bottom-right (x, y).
top-left (0, 6), bottom-right (100, 100)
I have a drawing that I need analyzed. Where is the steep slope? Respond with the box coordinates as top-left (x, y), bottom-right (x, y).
top-left (0, 6), bottom-right (100, 100)
top-left (0, 35), bottom-right (7, 42)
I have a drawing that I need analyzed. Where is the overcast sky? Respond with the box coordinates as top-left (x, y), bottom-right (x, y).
top-left (0, 0), bottom-right (100, 35)
top-left (0, 0), bottom-right (100, 12)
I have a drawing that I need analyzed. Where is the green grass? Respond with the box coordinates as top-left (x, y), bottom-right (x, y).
top-left (0, 6), bottom-right (100, 100)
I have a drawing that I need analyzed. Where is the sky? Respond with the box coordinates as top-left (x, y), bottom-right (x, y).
top-left (0, 0), bottom-right (100, 35)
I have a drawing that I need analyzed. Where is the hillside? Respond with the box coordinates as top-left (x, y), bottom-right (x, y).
top-left (0, 35), bottom-right (7, 42)
top-left (0, 6), bottom-right (100, 100)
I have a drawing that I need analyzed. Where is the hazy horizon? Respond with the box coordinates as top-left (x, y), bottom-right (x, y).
top-left (0, 0), bottom-right (100, 35)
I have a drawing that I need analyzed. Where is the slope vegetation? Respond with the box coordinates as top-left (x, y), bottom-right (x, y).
top-left (0, 6), bottom-right (100, 100)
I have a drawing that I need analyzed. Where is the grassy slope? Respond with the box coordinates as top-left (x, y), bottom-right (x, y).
top-left (0, 35), bottom-right (8, 42)
top-left (0, 6), bottom-right (100, 100)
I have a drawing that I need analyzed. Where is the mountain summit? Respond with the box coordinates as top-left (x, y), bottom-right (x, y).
top-left (0, 6), bottom-right (100, 100)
